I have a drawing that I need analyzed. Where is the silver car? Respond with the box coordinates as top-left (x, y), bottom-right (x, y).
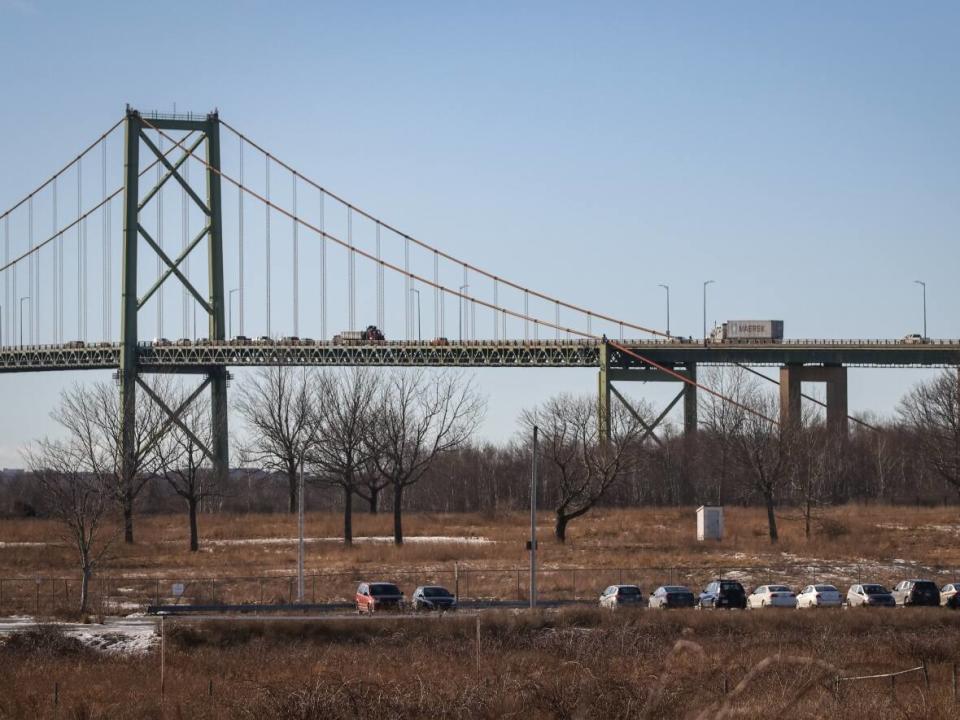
top-left (847, 583), bottom-right (895, 608)
top-left (796, 584), bottom-right (843, 608)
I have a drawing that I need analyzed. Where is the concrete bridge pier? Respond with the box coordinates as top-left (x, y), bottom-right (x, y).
top-left (779, 363), bottom-right (848, 433)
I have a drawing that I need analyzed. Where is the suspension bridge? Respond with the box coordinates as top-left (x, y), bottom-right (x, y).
top-left (1, 108), bottom-right (958, 488)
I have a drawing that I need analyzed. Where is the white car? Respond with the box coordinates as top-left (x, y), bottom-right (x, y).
top-left (941, 583), bottom-right (960, 609)
top-left (747, 585), bottom-right (797, 609)
top-left (796, 584), bottom-right (844, 608)
top-left (599, 584), bottom-right (644, 610)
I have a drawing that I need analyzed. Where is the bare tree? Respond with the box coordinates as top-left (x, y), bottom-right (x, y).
top-left (899, 369), bottom-right (960, 496)
top-left (371, 369), bottom-right (484, 544)
top-left (155, 392), bottom-right (219, 551)
top-left (353, 459), bottom-right (390, 515)
top-left (51, 381), bottom-right (168, 544)
top-left (235, 367), bottom-right (315, 513)
top-left (24, 440), bottom-right (115, 613)
top-left (308, 368), bottom-right (380, 546)
top-left (521, 393), bottom-right (642, 542)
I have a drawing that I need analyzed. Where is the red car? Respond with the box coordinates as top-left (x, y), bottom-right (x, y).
top-left (356, 582), bottom-right (404, 614)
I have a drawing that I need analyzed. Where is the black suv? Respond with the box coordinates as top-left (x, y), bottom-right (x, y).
top-left (698, 580), bottom-right (747, 609)
top-left (893, 579), bottom-right (940, 607)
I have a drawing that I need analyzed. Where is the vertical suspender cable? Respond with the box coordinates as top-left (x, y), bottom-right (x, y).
top-left (493, 278), bottom-right (498, 342)
top-left (52, 178), bottom-right (58, 343)
top-left (265, 154), bottom-right (271, 338)
top-left (462, 265), bottom-right (468, 342)
top-left (375, 222), bottom-right (383, 330)
top-left (3, 217), bottom-right (7, 345)
top-left (292, 172), bottom-right (299, 337)
top-left (237, 138), bottom-right (244, 337)
top-left (404, 235), bottom-right (410, 339)
top-left (82, 214), bottom-right (88, 341)
top-left (555, 301), bottom-right (560, 340)
top-left (101, 139), bottom-right (107, 341)
top-left (28, 196), bottom-right (33, 344)
top-left (433, 250), bottom-right (439, 340)
top-left (524, 290), bottom-right (529, 341)
top-left (156, 133), bottom-right (163, 340)
top-left (471, 297), bottom-right (475, 343)
top-left (348, 208), bottom-right (355, 331)
top-left (319, 190), bottom-right (326, 340)
top-left (587, 312), bottom-right (592, 336)
top-left (182, 154), bottom-right (189, 339)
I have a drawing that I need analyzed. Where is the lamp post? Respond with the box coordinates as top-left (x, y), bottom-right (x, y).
top-left (658, 284), bottom-right (670, 337)
top-left (19, 296), bottom-right (30, 349)
top-left (458, 284), bottom-right (469, 342)
top-left (228, 288), bottom-right (240, 339)
top-left (297, 457), bottom-right (305, 603)
top-left (702, 280), bottom-right (715, 342)
top-left (410, 288), bottom-right (421, 342)
top-left (914, 280), bottom-right (927, 339)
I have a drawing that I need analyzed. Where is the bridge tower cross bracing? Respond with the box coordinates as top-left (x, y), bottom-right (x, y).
top-left (120, 107), bottom-right (229, 498)
top-left (598, 341), bottom-right (698, 444)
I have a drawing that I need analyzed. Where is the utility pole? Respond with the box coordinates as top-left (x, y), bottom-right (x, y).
top-left (529, 425), bottom-right (538, 609)
top-left (658, 284), bottom-right (670, 336)
top-left (703, 280), bottom-right (715, 342)
top-left (297, 458), bottom-right (305, 603)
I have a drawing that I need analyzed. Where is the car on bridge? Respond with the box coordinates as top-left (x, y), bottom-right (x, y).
top-left (356, 582), bottom-right (404, 614)
top-left (902, 333), bottom-right (929, 344)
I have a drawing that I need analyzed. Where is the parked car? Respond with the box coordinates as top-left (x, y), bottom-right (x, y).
top-left (355, 582), bottom-right (404, 614)
top-left (747, 585), bottom-right (797, 609)
top-left (698, 580), bottom-right (747, 610)
top-left (796, 584), bottom-right (844, 608)
top-left (599, 585), bottom-right (644, 610)
top-left (892, 579), bottom-right (940, 607)
top-left (648, 585), bottom-right (696, 609)
top-left (941, 583), bottom-right (960, 609)
top-left (411, 586), bottom-right (457, 612)
top-left (847, 584), bottom-right (895, 608)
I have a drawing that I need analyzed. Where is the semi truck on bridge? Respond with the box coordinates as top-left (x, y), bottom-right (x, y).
top-left (710, 320), bottom-right (784, 343)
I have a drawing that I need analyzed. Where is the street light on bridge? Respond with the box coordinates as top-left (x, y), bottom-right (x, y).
top-left (914, 280), bottom-right (927, 340)
top-left (657, 284), bottom-right (670, 337)
top-left (702, 281), bottom-right (715, 343)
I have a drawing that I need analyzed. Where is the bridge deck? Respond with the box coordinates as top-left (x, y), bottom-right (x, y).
top-left (0, 339), bottom-right (958, 372)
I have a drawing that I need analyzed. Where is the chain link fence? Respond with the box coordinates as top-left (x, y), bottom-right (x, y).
top-left (4, 561), bottom-right (959, 615)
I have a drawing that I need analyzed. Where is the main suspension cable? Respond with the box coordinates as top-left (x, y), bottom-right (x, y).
top-left (218, 119), bottom-right (669, 339)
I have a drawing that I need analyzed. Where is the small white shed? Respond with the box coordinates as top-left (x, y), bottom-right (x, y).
top-left (696, 505), bottom-right (724, 541)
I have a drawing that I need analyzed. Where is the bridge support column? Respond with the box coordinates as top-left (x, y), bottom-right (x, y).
top-left (598, 343), bottom-right (611, 441)
top-left (683, 362), bottom-right (698, 435)
top-left (119, 107), bottom-right (230, 516)
top-left (779, 364), bottom-right (848, 433)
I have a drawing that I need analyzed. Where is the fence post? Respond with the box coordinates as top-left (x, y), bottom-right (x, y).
top-left (454, 562), bottom-right (460, 603)
top-left (922, 658), bottom-right (930, 689)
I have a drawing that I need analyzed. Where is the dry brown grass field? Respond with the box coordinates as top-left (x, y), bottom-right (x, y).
top-left (2, 504), bottom-right (960, 611)
top-left (4, 609), bottom-right (960, 718)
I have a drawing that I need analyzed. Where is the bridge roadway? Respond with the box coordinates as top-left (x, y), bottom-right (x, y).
top-left (0, 338), bottom-right (958, 373)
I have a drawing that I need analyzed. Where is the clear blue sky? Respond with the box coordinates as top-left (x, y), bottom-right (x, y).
top-left (0, 1), bottom-right (958, 466)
